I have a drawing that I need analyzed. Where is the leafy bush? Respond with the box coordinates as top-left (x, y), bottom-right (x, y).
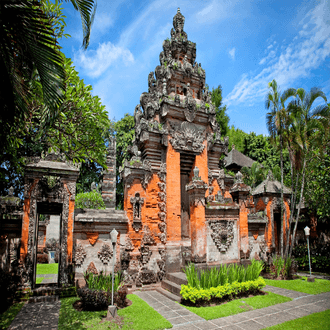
top-left (75, 190), bottom-right (105, 209)
top-left (183, 259), bottom-right (263, 289)
top-left (84, 271), bottom-right (123, 291)
top-left (293, 242), bottom-right (330, 273)
top-left (181, 277), bottom-right (266, 305)
top-left (268, 255), bottom-right (295, 279)
top-left (78, 271), bottom-right (127, 310)
top-left (0, 269), bottom-right (21, 312)
top-left (77, 285), bottom-right (128, 310)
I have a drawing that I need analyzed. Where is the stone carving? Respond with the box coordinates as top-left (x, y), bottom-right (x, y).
top-left (158, 192), bottom-right (166, 202)
top-left (192, 166), bottom-right (201, 181)
top-left (140, 92), bottom-right (160, 119)
top-left (157, 248), bottom-right (167, 280)
top-left (209, 220), bottom-right (234, 253)
top-left (148, 71), bottom-right (156, 93)
top-left (172, 8), bottom-right (188, 41)
top-left (73, 244), bottom-right (86, 266)
top-left (158, 162), bottom-right (167, 182)
top-left (130, 193), bottom-right (144, 232)
top-left (158, 222), bottom-right (166, 232)
top-left (158, 212), bottom-right (166, 222)
top-left (169, 121), bottom-right (205, 154)
top-left (125, 236), bottom-right (134, 251)
top-left (98, 244), bottom-right (113, 265)
top-left (159, 233), bottom-right (167, 244)
top-left (139, 246), bottom-right (152, 265)
top-left (141, 226), bottom-right (156, 246)
top-left (158, 202), bottom-right (166, 212)
top-left (86, 261), bottom-right (98, 275)
top-left (138, 267), bottom-right (157, 284)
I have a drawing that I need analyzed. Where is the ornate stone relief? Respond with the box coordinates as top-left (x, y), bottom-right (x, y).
top-left (209, 220), bottom-right (234, 253)
top-left (158, 202), bottom-right (166, 212)
top-left (158, 192), bottom-right (166, 202)
top-left (157, 248), bottom-right (167, 280)
top-left (125, 236), bottom-right (134, 251)
top-left (158, 222), bottom-right (166, 233)
top-left (141, 226), bottom-right (156, 246)
top-left (86, 261), bottom-right (98, 275)
top-left (169, 121), bottom-right (205, 154)
top-left (158, 162), bottom-right (167, 182)
top-left (130, 193), bottom-right (145, 232)
top-left (158, 212), bottom-right (166, 222)
top-left (74, 244), bottom-right (87, 266)
top-left (98, 244), bottom-right (113, 265)
top-left (139, 246), bottom-right (152, 265)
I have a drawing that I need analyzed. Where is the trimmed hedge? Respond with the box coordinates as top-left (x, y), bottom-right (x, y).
top-left (180, 277), bottom-right (266, 304)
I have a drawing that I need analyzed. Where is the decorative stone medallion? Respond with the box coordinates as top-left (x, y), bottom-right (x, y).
top-left (74, 244), bottom-right (87, 266)
top-left (209, 220), bottom-right (234, 253)
top-left (98, 244), bottom-right (113, 265)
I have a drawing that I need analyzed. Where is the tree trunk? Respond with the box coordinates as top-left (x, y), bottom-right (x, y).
top-left (284, 171), bottom-right (299, 258)
top-left (280, 135), bottom-right (284, 257)
top-left (289, 157), bottom-right (307, 257)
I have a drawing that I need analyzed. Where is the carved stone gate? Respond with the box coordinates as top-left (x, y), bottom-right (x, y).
top-left (20, 154), bottom-right (79, 288)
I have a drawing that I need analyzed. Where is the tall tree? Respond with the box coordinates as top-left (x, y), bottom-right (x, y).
top-left (288, 87), bottom-right (329, 256)
top-left (114, 114), bottom-right (135, 209)
top-left (0, 0), bottom-right (96, 159)
top-left (266, 79), bottom-right (296, 257)
top-left (211, 85), bottom-right (230, 136)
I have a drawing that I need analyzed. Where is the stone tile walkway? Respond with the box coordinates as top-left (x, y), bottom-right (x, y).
top-left (135, 286), bottom-right (330, 329)
top-left (36, 274), bottom-right (58, 284)
top-left (8, 285), bottom-right (330, 329)
top-left (8, 301), bottom-right (60, 330)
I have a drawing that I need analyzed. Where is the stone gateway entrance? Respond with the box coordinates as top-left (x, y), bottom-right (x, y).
top-left (20, 154), bottom-right (79, 288)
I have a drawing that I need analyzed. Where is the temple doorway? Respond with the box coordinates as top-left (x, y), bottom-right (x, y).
top-left (274, 212), bottom-right (281, 254)
top-left (180, 153), bottom-right (195, 240)
top-left (33, 202), bottom-right (62, 288)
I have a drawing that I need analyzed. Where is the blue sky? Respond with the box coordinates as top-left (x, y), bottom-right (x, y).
top-left (60, 0), bottom-right (330, 136)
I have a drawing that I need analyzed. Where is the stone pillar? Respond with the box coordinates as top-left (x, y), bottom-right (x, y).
top-left (186, 168), bottom-right (208, 263)
top-left (102, 137), bottom-right (116, 208)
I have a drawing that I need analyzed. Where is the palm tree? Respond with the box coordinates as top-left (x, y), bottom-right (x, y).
top-left (288, 87), bottom-right (329, 256)
top-left (265, 79), bottom-right (296, 257)
top-left (241, 162), bottom-right (265, 189)
top-left (0, 0), bottom-right (96, 152)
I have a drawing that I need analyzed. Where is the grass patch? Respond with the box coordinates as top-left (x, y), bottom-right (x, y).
top-left (36, 263), bottom-right (58, 275)
top-left (266, 309), bottom-right (330, 329)
top-left (182, 292), bottom-right (291, 320)
top-left (264, 277), bottom-right (330, 295)
top-left (36, 277), bottom-right (44, 284)
top-left (0, 302), bottom-right (24, 329)
top-left (59, 294), bottom-right (172, 330)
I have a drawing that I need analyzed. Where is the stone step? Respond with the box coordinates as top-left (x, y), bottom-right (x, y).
top-left (28, 295), bottom-right (59, 304)
top-left (155, 287), bottom-right (181, 302)
top-left (166, 272), bottom-right (188, 286)
top-left (161, 279), bottom-right (182, 296)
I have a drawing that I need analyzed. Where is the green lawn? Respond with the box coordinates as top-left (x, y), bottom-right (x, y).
top-left (0, 302), bottom-right (24, 330)
top-left (36, 277), bottom-right (44, 284)
top-left (266, 309), bottom-right (330, 329)
top-left (59, 294), bottom-right (172, 330)
top-left (264, 277), bottom-right (330, 295)
top-left (36, 263), bottom-right (58, 275)
top-left (182, 292), bottom-right (291, 320)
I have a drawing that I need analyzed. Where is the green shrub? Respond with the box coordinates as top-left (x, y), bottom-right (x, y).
top-left (181, 277), bottom-right (266, 304)
top-left (84, 271), bottom-right (123, 292)
top-left (78, 271), bottom-right (127, 310)
top-left (75, 190), bottom-right (105, 209)
top-left (183, 260), bottom-right (263, 289)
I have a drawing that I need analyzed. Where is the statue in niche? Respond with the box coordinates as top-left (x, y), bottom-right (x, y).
top-left (130, 193), bottom-right (144, 232)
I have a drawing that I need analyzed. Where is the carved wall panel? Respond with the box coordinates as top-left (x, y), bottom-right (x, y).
top-left (209, 220), bottom-right (234, 253)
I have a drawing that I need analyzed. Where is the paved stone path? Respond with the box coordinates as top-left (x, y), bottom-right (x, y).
top-left (36, 274), bottom-right (58, 284)
top-left (9, 301), bottom-right (60, 330)
top-left (9, 286), bottom-right (330, 329)
top-left (135, 287), bottom-right (330, 329)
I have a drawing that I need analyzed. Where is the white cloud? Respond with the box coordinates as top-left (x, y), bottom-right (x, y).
top-left (229, 47), bottom-right (236, 60)
top-left (74, 42), bottom-right (134, 78)
top-left (224, 0), bottom-right (330, 107)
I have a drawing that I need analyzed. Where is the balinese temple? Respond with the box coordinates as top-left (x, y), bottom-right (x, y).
top-left (118, 8), bottom-right (292, 283)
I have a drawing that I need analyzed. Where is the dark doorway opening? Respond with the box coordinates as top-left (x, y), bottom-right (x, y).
top-left (33, 202), bottom-right (62, 288)
top-left (274, 212), bottom-right (281, 254)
